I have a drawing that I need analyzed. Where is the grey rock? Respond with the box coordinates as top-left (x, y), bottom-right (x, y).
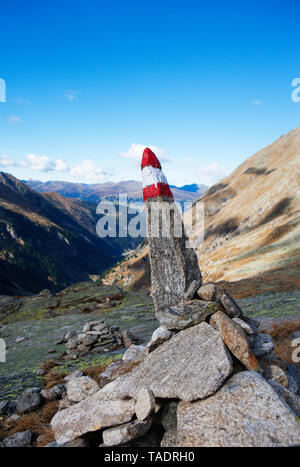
top-left (177, 372), bottom-right (300, 447)
top-left (6, 414), bottom-right (20, 423)
top-left (232, 317), bottom-right (257, 335)
top-left (3, 430), bottom-right (32, 447)
top-left (287, 364), bottom-right (300, 396)
top-left (51, 392), bottom-right (135, 445)
top-left (64, 370), bottom-right (83, 382)
top-left (288, 374), bottom-right (299, 394)
top-left (14, 336), bottom-right (26, 344)
top-left (196, 283), bottom-right (217, 301)
top-left (184, 279), bottom-right (201, 300)
top-left (220, 289), bottom-right (243, 318)
top-left (157, 299), bottom-right (221, 330)
top-left (58, 399), bottom-right (74, 411)
top-left (161, 430), bottom-right (178, 447)
top-left (143, 153), bottom-right (202, 318)
top-left (135, 388), bottom-right (156, 420)
top-left (121, 330), bottom-right (134, 348)
top-left (94, 324), bottom-right (110, 333)
top-left (62, 437), bottom-right (89, 447)
top-left (77, 344), bottom-right (90, 353)
top-left (249, 333), bottom-right (274, 357)
top-left (267, 379), bottom-right (300, 417)
top-left (6, 400), bottom-right (16, 414)
top-left (66, 376), bottom-right (100, 402)
top-left (102, 419), bottom-right (152, 446)
top-left (82, 334), bottom-right (98, 346)
top-left (146, 326), bottom-right (172, 353)
top-left (41, 384), bottom-right (66, 401)
top-left (16, 388), bottom-right (42, 413)
top-left (177, 371), bottom-right (300, 447)
top-left (259, 356), bottom-right (289, 387)
top-left (101, 322), bottom-right (233, 402)
top-left (122, 344), bottom-right (146, 362)
top-left (161, 401), bottom-right (178, 431)
top-left (0, 400), bottom-right (9, 415)
top-left (64, 330), bottom-right (77, 341)
top-left (37, 368), bottom-right (47, 376)
top-left (66, 337), bottom-right (78, 350)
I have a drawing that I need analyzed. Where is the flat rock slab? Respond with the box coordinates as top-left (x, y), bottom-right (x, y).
top-left (177, 371), bottom-right (300, 447)
top-left (102, 322), bottom-right (233, 402)
top-left (157, 300), bottom-right (221, 330)
top-left (51, 392), bottom-right (135, 445)
top-left (220, 290), bottom-right (243, 318)
top-left (210, 311), bottom-right (259, 371)
top-left (135, 388), bottom-right (156, 420)
top-left (103, 419), bottom-right (152, 446)
top-left (66, 376), bottom-right (99, 402)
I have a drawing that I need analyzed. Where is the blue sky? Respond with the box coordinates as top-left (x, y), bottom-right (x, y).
top-left (0, 0), bottom-right (299, 186)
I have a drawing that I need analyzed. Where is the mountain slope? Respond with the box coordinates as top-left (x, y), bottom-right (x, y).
top-left (0, 173), bottom-right (139, 295)
top-left (103, 126), bottom-right (300, 298)
top-left (25, 179), bottom-right (208, 203)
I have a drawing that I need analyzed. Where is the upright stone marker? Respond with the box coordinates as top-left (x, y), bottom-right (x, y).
top-left (141, 147), bottom-right (202, 315)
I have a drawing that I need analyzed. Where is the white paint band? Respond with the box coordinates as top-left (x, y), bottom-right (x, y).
top-left (141, 165), bottom-right (168, 188)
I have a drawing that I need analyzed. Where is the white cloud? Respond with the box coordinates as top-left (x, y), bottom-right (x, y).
top-left (21, 154), bottom-right (69, 173)
top-left (64, 90), bottom-right (79, 102)
top-left (0, 154), bottom-right (16, 169)
top-left (8, 115), bottom-right (21, 123)
top-left (70, 160), bottom-right (107, 182)
top-left (119, 143), bottom-right (170, 163)
top-left (197, 163), bottom-right (227, 185)
top-left (251, 100), bottom-right (262, 105)
top-left (55, 158), bottom-right (69, 172)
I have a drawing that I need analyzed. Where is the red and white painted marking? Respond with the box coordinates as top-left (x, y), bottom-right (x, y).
top-left (141, 147), bottom-right (173, 201)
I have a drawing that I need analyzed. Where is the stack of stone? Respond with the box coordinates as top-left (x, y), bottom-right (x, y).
top-left (49, 149), bottom-right (300, 447)
top-left (62, 321), bottom-right (141, 360)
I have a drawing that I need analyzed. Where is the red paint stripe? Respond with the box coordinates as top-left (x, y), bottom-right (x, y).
top-left (141, 147), bottom-right (162, 169)
top-left (143, 183), bottom-right (174, 201)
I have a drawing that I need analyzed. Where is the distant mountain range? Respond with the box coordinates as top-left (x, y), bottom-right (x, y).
top-left (0, 173), bottom-right (141, 295)
top-left (24, 180), bottom-right (208, 204)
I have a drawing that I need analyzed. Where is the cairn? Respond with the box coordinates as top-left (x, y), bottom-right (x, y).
top-left (62, 321), bottom-right (141, 360)
top-left (49, 150), bottom-right (300, 448)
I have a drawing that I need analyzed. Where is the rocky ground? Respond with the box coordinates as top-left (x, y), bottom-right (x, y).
top-left (0, 280), bottom-right (300, 447)
top-left (0, 281), bottom-right (157, 401)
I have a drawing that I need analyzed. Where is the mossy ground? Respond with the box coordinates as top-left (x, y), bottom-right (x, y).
top-left (0, 282), bottom-right (158, 400)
